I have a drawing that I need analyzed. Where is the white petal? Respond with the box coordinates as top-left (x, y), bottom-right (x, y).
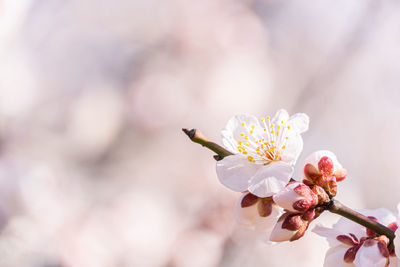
top-left (269, 218), bottom-right (296, 242)
top-left (248, 162), bottom-right (293, 197)
top-left (255, 204), bottom-right (283, 230)
top-left (389, 257), bottom-right (400, 267)
top-left (221, 114), bottom-right (261, 153)
top-left (234, 193), bottom-right (259, 227)
top-left (216, 154), bottom-right (261, 192)
top-left (354, 241), bottom-right (389, 267)
top-left (313, 224), bottom-right (345, 247)
top-left (288, 113), bottom-right (310, 134)
top-left (234, 194), bottom-right (283, 243)
top-left (255, 204), bottom-right (283, 243)
top-left (395, 228), bottom-right (400, 258)
top-left (280, 135), bottom-right (303, 165)
top-left (397, 202), bottom-right (400, 218)
top-left (361, 208), bottom-right (397, 226)
top-left (271, 109), bottom-right (290, 125)
top-left (323, 245), bottom-right (354, 267)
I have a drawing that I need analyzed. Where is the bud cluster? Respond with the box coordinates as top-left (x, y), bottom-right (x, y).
top-left (267, 151), bottom-right (347, 242)
top-left (303, 150), bottom-right (347, 197)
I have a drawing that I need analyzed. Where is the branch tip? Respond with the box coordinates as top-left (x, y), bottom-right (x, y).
top-left (182, 128), bottom-right (196, 139)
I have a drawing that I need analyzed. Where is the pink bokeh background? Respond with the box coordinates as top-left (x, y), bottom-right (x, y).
top-left (0, 0), bottom-right (399, 266)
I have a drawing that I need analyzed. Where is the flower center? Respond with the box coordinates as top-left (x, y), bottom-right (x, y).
top-left (237, 116), bottom-right (291, 163)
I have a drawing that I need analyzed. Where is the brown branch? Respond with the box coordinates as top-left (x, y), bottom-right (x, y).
top-left (182, 128), bottom-right (233, 159)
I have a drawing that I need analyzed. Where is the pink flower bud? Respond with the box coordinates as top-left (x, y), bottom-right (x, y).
top-left (303, 150), bottom-right (346, 196)
top-left (269, 212), bottom-right (309, 242)
top-left (318, 156), bottom-right (334, 176)
top-left (312, 185), bottom-right (330, 204)
top-left (272, 182), bottom-right (317, 212)
top-left (334, 168), bottom-right (347, 182)
top-left (304, 163), bottom-right (321, 184)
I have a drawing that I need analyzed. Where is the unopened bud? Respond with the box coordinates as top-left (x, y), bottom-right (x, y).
top-left (269, 212), bottom-right (309, 242)
top-left (318, 156), bottom-right (334, 176)
top-left (273, 182), bottom-right (317, 213)
top-left (302, 209), bottom-right (315, 222)
top-left (312, 185), bottom-right (330, 204)
top-left (334, 168), bottom-right (347, 182)
top-left (304, 163), bottom-right (321, 184)
top-left (303, 151), bottom-right (346, 193)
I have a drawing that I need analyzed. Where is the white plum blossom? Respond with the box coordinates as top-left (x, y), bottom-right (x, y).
top-left (354, 239), bottom-right (390, 267)
top-left (216, 109), bottom-right (309, 197)
top-left (313, 208), bottom-right (399, 267)
top-left (235, 192), bottom-right (283, 242)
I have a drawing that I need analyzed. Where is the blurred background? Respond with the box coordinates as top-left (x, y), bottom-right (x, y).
top-left (0, 0), bottom-right (399, 266)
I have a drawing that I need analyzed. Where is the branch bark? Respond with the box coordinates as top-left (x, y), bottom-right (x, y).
top-left (328, 199), bottom-right (395, 246)
top-left (182, 128), bottom-right (233, 159)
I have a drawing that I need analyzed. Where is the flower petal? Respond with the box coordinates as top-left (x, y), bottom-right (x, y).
top-left (216, 154), bottom-right (261, 192)
top-left (313, 223), bottom-right (346, 247)
top-left (234, 193), bottom-right (259, 227)
top-left (323, 245), bottom-right (354, 267)
top-left (288, 113), bottom-right (309, 134)
top-left (234, 193), bottom-right (283, 243)
top-left (280, 135), bottom-right (303, 165)
top-left (221, 114), bottom-right (261, 153)
top-left (271, 109), bottom-right (290, 125)
top-left (254, 204), bottom-right (283, 242)
top-left (248, 162), bottom-right (293, 197)
top-left (389, 256), bottom-right (400, 267)
top-left (394, 228), bottom-right (400, 258)
top-left (354, 240), bottom-right (389, 267)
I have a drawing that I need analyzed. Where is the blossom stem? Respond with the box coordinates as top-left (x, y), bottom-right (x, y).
top-left (182, 128), bottom-right (233, 159)
top-left (183, 129), bottom-right (396, 247)
top-left (328, 199), bottom-right (395, 246)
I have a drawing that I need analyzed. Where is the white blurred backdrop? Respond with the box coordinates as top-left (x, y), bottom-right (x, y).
top-left (0, 0), bottom-right (399, 266)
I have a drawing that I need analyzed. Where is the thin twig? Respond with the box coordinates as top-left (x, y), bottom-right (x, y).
top-left (182, 128), bottom-right (233, 159)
